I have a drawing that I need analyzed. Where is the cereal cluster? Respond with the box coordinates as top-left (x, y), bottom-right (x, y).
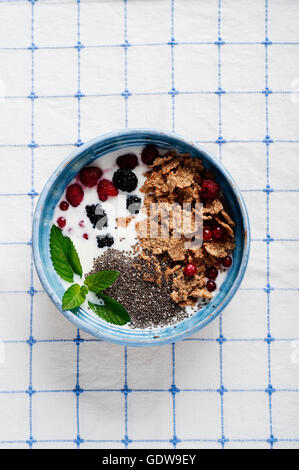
top-left (135, 150), bottom-right (235, 307)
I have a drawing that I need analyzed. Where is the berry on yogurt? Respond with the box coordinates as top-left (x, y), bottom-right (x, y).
top-left (59, 200), bottom-right (69, 211)
top-left (57, 217), bottom-right (66, 229)
top-left (126, 195), bottom-right (142, 215)
top-left (97, 234), bottom-right (114, 249)
top-left (112, 169), bottom-right (138, 193)
top-left (86, 204), bottom-right (108, 229)
top-left (116, 153), bottom-right (138, 170)
top-left (97, 179), bottom-right (118, 202)
top-left (66, 183), bottom-right (84, 207)
top-left (141, 144), bottom-right (159, 165)
top-left (79, 166), bottom-right (103, 187)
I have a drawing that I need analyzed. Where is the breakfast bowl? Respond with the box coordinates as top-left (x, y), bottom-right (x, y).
top-left (32, 129), bottom-right (250, 347)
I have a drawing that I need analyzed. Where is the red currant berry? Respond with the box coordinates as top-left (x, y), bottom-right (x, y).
top-left (79, 220), bottom-right (85, 228)
top-left (221, 255), bottom-right (232, 268)
top-left (203, 228), bottom-right (212, 241)
top-left (83, 233), bottom-right (89, 240)
top-left (202, 179), bottom-right (220, 200)
top-left (206, 266), bottom-right (218, 280)
top-left (59, 200), bottom-right (69, 211)
top-left (212, 226), bottom-right (225, 240)
top-left (184, 263), bottom-right (197, 277)
top-left (206, 280), bottom-right (217, 292)
top-left (57, 217), bottom-right (66, 229)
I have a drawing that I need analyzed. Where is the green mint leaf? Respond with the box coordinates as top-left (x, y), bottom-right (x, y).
top-left (62, 236), bottom-right (83, 278)
top-left (62, 284), bottom-right (87, 311)
top-left (88, 295), bottom-right (130, 326)
top-left (50, 225), bottom-right (82, 282)
top-left (84, 270), bottom-right (120, 293)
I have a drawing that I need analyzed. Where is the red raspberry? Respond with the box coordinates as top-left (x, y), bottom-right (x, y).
top-left (206, 266), bottom-right (218, 280)
top-left (141, 144), bottom-right (159, 165)
top-left (207, 280), bottom-right (217, 292)
top-left (57, 217), bottom-right (66, 229)
top-left (202, 179), bottom-right (220, 200)
top-left (59, 200), bottom-right (69, 211)
top-left (213, 226), bottom-right (225, 240)
top-left (221, 255), bottom-right (232, 268)
top-left (116, 153), bottom-right (138, 170)
top-left (97, 179), bottom-right (118, 202)
top-left (203, 227), bottom-right (212, 241)
top-left (184, 263), bottom-right (197, 277)
top-left (66, 183), bottom-right (84, 207)
top-left (79, 166), bottom-right (103, 187)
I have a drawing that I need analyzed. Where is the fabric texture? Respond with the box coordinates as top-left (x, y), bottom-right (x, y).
top-left (0, 0), bottom-right (298, 449)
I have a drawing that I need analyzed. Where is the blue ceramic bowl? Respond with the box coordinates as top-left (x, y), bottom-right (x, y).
top-left (33, 129), bottom-right (250, 347)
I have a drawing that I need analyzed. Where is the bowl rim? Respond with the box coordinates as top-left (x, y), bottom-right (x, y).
top-left (32, 128), bottom-right (250, 346)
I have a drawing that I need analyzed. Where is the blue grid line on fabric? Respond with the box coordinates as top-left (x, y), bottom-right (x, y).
top-left (74, 0), bottom-right (83, 449)
top-left (2, 40), bottom-right (299, 50)
top-left (2, 335), bottom-right (299, 345)
top-left (123, 0), bottom-right (129, 129)
top-left (216, 0), bottom-right (227, 449)
top-left (263, 0), bottom-right (275, 447)
top-left (3, 89), bottom-right (299, 101)
top-left (27, 0), bottom-right (36, 450)
top-left (0, 0), bottom-right (298, 450)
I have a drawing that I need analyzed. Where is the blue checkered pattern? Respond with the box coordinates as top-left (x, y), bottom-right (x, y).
top-left (0, 0), bottom-right (299, 449)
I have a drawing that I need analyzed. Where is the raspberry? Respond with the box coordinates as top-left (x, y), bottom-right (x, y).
top-left (207, 280), bottom-right (216, 292)
top-left (97, 234), bottom-right (114, 249)
top-left (79, 166), bottom-right (103, 187)
top-left (66, 183), bottom-right (84, 207)
top-left (213, 226), bottom-right (225, 240)
top-left (112, 169), bottom-right (138, 193)
top-left (86, 204), bottom-right (108, 229)
top-left (57, 217), bottom-right (66, 229)
top-left (126, 195), bottom-right (142, 215)
top-left (206, 266), bottom-right (218, 280)
top-left (59, 200), bottom-right (69, 211)
top-left (221, 255), bottom-right (232, 268)
top-left (202, 179), bottom-right (220, 200)
top-left (97, 179), bottom-right (118, 201)
top-left (184, 263), bottom-right (197, 277)
top-left (203, 227), bottom-right (212, 241)
top-left (116, 153), bottom-right (138, 170)
top-left (141, 144), bottom-right (159, 165)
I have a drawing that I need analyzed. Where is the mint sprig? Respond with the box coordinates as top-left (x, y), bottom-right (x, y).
top-left (50, 225), bottom-right (82, 282)
top-left (49, 224), bottom-right (130, 326)
top-left (88, 298), bottom-right (130, 326)
top-left (84, 270), bottom-right (119, 293)
top-left (62, 284), bottom-right (88, 311)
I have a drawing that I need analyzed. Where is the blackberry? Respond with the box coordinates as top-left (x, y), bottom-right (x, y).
top-left (97, 234), bottom-right (114, 249)
top-left (112, 169), bottom-right (138, 193)
top-left (86, 204), bottom-right (107, 229)
top-left (126, 195), bottom-right (142, 215)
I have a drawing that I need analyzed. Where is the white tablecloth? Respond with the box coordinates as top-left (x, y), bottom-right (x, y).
top-left (0, 0), bottom-right (298, 449)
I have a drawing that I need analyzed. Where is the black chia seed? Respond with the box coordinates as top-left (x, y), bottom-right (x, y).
top-left (87, 249), bottom-right (189, 329)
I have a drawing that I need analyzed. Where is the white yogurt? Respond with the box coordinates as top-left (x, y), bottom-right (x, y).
top-left (53, 146), bottom-right (148, 274)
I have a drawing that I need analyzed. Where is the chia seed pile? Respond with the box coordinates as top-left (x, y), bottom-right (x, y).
top-left (87, 249), bottom-right (190, 329)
